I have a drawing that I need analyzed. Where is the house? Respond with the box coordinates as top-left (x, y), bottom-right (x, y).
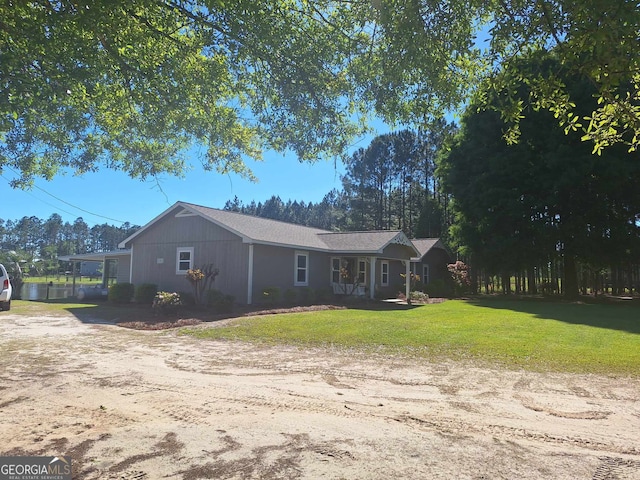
top-left (410, 238), bottom-right (454, 286)
top-left (118, 201), bottom-right (421, 304)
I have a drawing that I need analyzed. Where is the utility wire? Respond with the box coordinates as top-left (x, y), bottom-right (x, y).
top-left (4, 167), bottom-right (127, 224)
top-left (1, 173), bottom-right (80, 219)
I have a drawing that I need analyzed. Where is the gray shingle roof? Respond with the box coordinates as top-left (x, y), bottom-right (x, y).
top-left (411, 238), bottom-right (448, 261)
top-left (184, 202), bottom-right (331, 250)
top-left (319, 231), bottom-right (413, 253)
top-left (120, 201), bottom-right (419, 256)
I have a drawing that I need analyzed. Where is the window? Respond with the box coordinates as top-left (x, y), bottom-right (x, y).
top-left (358, 259), bottom-right (367, 284)
top-left (381, 261), bottom-right (389, 286)
top-left (295, 251), bottom-right (309, 286)
top-left (331, 257), bottom-right (341, 283)
top-left (423, 264), bottom-right (430, 285)
top-left (176, 247), bottom-right (194, 274)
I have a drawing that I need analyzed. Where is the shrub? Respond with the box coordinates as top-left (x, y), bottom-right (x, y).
top-left (206, 289), bottom-right (235, 313)
top-left (135, 283), bottom-right (158, 304)
top-left (108, 282), bottom-right (134, 303)
top-left (152, 291), bottom-right (182, 314)
top-left (283, 288), bottom-right (297, 304)
top-left (424, 279), bottom-right (452, 298)
top-left (262, 287), bottom-right (281, 305)
top-left (177, 291), bottom-right (196, 307)
top-left (186, 265), bottom-right (219, 304)
top-left (409, 291), bottom-right (430, 303)
top-left (400, 272), bottom-right (422, 292)
top-left (298, 287), bottom-right (315, 305)
top-left (315, 288), bottom-right (332, 304)
top-left (448, 261), bottom-right (471, 296)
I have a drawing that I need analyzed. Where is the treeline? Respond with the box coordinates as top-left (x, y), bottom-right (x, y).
top-left (225, 74), bottom-right (640, 299)
top-left (0, 213), bottom-right (139, 271)
top-left (224, 125), bottom-right (456, 240)
top-left (439, 54), bottom-right (640, 297)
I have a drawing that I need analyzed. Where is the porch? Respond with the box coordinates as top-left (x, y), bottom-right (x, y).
top-left (329, 256), bottom-right (411, 300)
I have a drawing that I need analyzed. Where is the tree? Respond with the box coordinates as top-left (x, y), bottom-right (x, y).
top-left (341, 143), bottom-right (388, 231)
top-left (12, 216), bottom-right (42, 253)
top-left (415, 197), bottom-right (444, 239)
top-left (186, 264), bottom-right (219, 305)
top-left (356, 0), bottom-right (640, 154)
top-left (341, 129), bottom-right (451, 237)
top-left (1, 0), bottom-right (367, 186)
top-left (440, 54), bottom-right (640, 298)
top-left (260, 196), bottom-right (286, 221)
top-left (69, 218), bottom-right (90, 254)
top-left (2, 1), bottom-right (637, 188)
top-left (43, 214), bottom-right (64, 252)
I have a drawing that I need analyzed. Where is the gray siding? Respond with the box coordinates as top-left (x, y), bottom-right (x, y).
top-left (125, 204), bottom-right (420, 304)
top-left (381, 243), bottom-right (415, 260)
top-left (375, 259), bottom-right (408, 297)
top-left (251, 245), bottom-right (331, 303)
top-left (129, 211), bottom-right (248, 300)
top-left (412, 248), bottom-right (452, 285)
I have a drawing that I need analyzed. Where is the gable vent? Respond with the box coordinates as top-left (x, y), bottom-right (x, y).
top-left (390, 232), bottom-right (413, 247)
top-left (175, 208), bottom-right (197, 217)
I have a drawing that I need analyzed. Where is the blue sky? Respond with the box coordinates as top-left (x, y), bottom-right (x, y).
top-left (3, 130), bottom-right (382, 228)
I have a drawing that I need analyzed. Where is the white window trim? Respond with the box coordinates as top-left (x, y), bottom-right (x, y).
top-left (294, 250), bottom-right (309, 286)
top-left (176, 247), bottom-right (194, 275)
top-left (381, 260), bottom-right (390, 286)
top-left (358, 258), bottom-right (367, 284)
top-left (330, 257), bottom-right (341, 284)
top-left (423, 264), bottom-right (430, 285)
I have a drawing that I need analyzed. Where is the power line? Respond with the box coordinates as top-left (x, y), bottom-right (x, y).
top-left (3, 167), bottom-right (127, 224)
top-left (1, 174), bottom-right (80, 218)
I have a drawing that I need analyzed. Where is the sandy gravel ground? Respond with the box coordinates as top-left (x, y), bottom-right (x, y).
top-left (1, 311), bottom-right (639, 479)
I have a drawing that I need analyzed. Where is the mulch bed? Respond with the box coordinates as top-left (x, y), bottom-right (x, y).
top-left (116, 304), bottom-right (349, 331)
top-left (116, 299), bottom-right (451, 331)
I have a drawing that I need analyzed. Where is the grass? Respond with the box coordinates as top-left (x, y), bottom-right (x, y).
top-left (181, 298), bottom-right (640, 375)
top-left (6, 297), bottom-right (640, 375)
top-left (9, 299), bottom-right (102, 316)
top-left (7, 299), bottom-right (202, 326)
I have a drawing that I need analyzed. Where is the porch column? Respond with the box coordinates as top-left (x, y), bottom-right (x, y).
top-left (102, 259), bottom-right (111, 288)
top-left (72, 261), bottom-right (78, 296)
top-left (247, 243), bottom-right (254, 305)
top-left (405, 260), bottom-right (411, 301)
top-left (128, 245), bottom-right (134, 283)
top-left (369, 256), bottom-right (376, 299)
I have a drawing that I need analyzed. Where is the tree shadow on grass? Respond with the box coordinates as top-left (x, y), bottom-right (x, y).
top-left (465, 295), bottom-right (640, 335)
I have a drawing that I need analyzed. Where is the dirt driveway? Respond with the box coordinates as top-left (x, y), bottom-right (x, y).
top-left (1, 311), bottom-right (639, 479)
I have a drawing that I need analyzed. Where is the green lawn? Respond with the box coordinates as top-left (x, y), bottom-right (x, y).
top-left (182, 298), bottom-right (640, 375)
top-left (8, 299), bottom-right (102, 316)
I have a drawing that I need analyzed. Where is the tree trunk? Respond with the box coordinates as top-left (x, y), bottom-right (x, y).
top-left (527, 267), bottom-right (537, 294)
top-left (502, 273), bottom-right (511, 295)
top-left (563, 254), bottom-right (579, 299)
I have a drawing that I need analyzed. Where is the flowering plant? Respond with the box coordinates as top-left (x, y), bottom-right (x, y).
top-left (152, 291), bottom-right (182, 314)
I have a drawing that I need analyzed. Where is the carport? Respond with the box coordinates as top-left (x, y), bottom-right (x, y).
top-left (58, 250), bottom-right (131, 298)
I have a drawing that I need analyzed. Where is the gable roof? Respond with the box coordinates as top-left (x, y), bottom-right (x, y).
top-left (411, 238), bottom-right (451, 261)
top-left (319, 231), bottom-right (415, 254)
top-left (119, 201), bottom-right (419, 256)
top-left (178, 202), bottom-right (330, 250)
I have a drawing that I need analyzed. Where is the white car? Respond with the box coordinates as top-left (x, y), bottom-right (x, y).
top-left (0, 263), bottom-right (12, 311)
